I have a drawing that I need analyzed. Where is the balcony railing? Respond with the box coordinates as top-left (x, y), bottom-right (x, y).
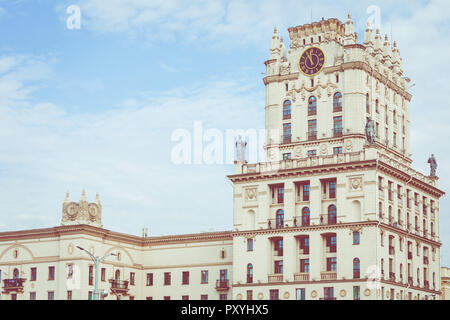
top-left (109, 279), bottom-right (129, 295)
top-left (215, 280), bottom-right (230, 291)
top-left (294, 272), bottom-right (310, 281)
top-left (307, 131), bottom-right (317, 141)
top-left (332, 128), bottom-right (343, 138)
top-left (2, 278), bottom-right (26, 293)
top-left (268, 274), bottom-right (283, 283)
top-left (320, 214), bottom-right (337, 225)
top-left (321, 271), bottom-right (337, 280)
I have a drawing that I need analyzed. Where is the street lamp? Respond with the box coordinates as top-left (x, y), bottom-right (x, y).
top-left (76, 246), bottom-right (117, 300)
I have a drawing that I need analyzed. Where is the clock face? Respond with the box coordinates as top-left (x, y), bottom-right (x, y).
top-left (66, 203), bottom-right (78, 218)
top-left (298, 47), bottom-right (326, 76)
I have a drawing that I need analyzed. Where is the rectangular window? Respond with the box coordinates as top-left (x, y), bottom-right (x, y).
top-left (164, 296), bottom-right (171, 300)
top-left (129, 296), bottom-right (135, 300)
top-left (146, 273), bottom-right (153, 286)
top-left (303, 183), bottom-right (310, 201)
top-left (270, 289), bottom-right (279, 300)
top-left (283, 153), bottom-right (292, 160)
top-left (67, 291), bottom-right (72, 300)
top-left (182, 295), bottom-right (189, 300)
top-left (277, 186), bottom-right (284, 204)
top-left (31, 267), bottom-right (37, 281)
top-left (274, 260), bottom-right (283, 274)
top-left (329, 181), bottom-right (336, 199)
top-left (333, 147), bottom-right (343, 155)
top-left (307, 150), bottom-right (317, 157)
top-left (353, 286), bottom-right (360, 300)
top-left (308, 120), bottom-right (317, 140)
top-left (88, 266), bottom-right (94, 286)
top-left (30, 292), bottom-right (36, 300)
top-left (333, 116), bottom-right (343, 136)
top-left (283, 123), bottom-right (291, 143)
top-left (353, 231), bottom-right (360, 245)
top-left (146, 297), bottom-right (153, 300)
top-left (48, 291), bottom-right (55, 300)
top-left (220, 294), bottom-right (228, 300)
top-left (201, 270), bottom-right (208, 284)
top-left (130, 272), bottom-right (135, 286)
top-left (326, 257), bottom-right (337, 272)
top-left (101, 268), bottom-right (106, 282)
top-left (296, 288), bottom-right (306, 300)
top-left (182, 271), bottom-right (190, 285)
top-left (300, 259), bottom-right (310, 273)
top-left (48, 266), bottom-right (55, 281)
top-left (247, 238), bottom-right (254, 251)
top-left (247, 290), bottom-right (253, 300)
top-left (88, 291), bottom-right (92, 300)
top-left (164, 272), bottom-right (171, 286)
top-left (200, 295), bottom-right (208, 300)
top-left (324, 287), bottom-right (334, 300)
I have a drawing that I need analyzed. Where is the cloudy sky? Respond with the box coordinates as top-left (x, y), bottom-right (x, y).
top-left (0, 0), bottom-right (449, 265)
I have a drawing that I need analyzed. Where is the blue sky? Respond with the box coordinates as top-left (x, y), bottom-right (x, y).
top-left (0, 0), bottom-right (449, 265)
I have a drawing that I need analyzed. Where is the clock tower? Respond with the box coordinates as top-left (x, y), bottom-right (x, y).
top-left (61, 190), bottom-right (103, 228)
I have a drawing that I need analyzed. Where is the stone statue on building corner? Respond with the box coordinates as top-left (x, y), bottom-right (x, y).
top-left (428, 154), bottom-right (437, 177)
top-left (365, 117), bottom-right (376, 144)
top-left (235, 135), bottom-right (247, 162)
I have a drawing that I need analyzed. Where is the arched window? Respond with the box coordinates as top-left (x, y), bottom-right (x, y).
top-left (333, 92), bottom-right (342, 112)
top-left (353, 258), bottom-right (360, 278)
top-left (302, 207), bottom-right (310, 226)
top-left (276, 209), bottom-right (284, 229)
top-left (283, 100), bottom-right (291, 120)
top-left (308, 96), bottom-right (317, 115)
top-left (247, 263), bottom-right (253, 283)
top-left (13, 268), bottom-right (19, 279)
top-left (328, 205), bottom-right (337, 224)
top-left (366, 93), bottom-right (370, 113)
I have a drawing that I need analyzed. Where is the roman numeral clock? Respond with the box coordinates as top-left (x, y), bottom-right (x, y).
top-left (298, 46), bottom-right (326, 76)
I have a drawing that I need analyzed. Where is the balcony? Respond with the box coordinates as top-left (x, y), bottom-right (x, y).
top-left (109, 279), bottom-right (129, 296)
top-left (2, 278), bottom-right (26, 294)
top-left (268, 274), bottom-right (283, 283)
top-left (268, 219), bottom-right (286, 229)
top-left (307, 131), bottom-right (317, 141)
top-left (320, 214), bottom-right (337, 225)
top-left (321, 271), bottom-right (337, 281)
top-left (294, 272), bottom-right (310, 281)
top-left (215, 280), bottom-right (230, 292)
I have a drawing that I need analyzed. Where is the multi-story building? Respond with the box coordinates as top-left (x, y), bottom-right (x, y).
top-left (0, 15), bottom-right (445, 300)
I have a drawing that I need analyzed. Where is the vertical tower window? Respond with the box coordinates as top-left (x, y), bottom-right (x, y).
top-left (308, 96), bottom-right (317, 115)
top-left (333, 92), bottom-right (343, 112)
top-left (283, 100), bottom-right (291, 120)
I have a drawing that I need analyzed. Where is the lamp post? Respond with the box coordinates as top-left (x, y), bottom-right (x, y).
top-left (76, 246), bottom-right (117, 300)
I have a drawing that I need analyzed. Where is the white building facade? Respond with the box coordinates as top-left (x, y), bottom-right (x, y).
top-left (0, 16), bottom-right (446, 300)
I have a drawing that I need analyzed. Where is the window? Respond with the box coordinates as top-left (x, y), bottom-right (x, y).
top-left (353, 286), bottom-right (360, 300)
top-left (333, 92), bottom-right (343, 112)
top-left (101, 268), bottom-right (106, 282)
top-left (67, 291), bottom-right (72, 300)
top-left (376, 99), bottom-right (379, 113)
top-left (329, 182), bottom-right (337, 199)
top-left (302, 183), bottom-right (310, 201)
top-left (307, 150), bottom-right (317, 157)
top-left (274, 260), bottom-right (283, 274)
top-left (353, 258), bottom-right (360, 278)
top-left (164, 296), bottom-right (171, 300)
top-left (182, 295), bottom-right (189, 300)
top-left (301, 207), bottom-right (310, 226)
top-left (247, 264), bottom-right (253, 283)
top-left (276, 209), bottom-right (284, 228)
top-left (296, 288), bottom-right (306, 300)
top-left (270, 289), bottom-right (279, 300)
top-left (272, 185), bottom-right (284, 204)
top-left (328, 204), bottom-right (337, 224)
top-left (164, 272), bottom-right (171, 285)
top-left (247, 290), bottom-right (253, 300)
top-left (48, 291), bottom-right (55, 300)
top-left (30, 292), bottom-right (36, 300)
top-left (333, 146), bottom-right (343, 155)
top-left (201, 270), bottom-right (208, 284)
top-left (366, 93), bottom-right (370, 113)
top-left (182, 271), bottom-right (189, 285)
top-left (283, 100), bottom-right (292, 119)
top-left (308, 119), bottom-right (317, 139)
top-left (283, 153), bottom-right (292, 160)
top-left (130, 272), bottom-right (135, 286)
top-left (353, 231), bottom-right (360, 245)
top-left (48, 266), bottom-right (55, 281)
top-left (327, 257), bottom-right (337, 272)
top-left (88, 266), bottom-right (94, 286)
top-left (146, 297), bottom-right (153, 300)
top-left (88, 291), bottom-right (93, 300)
top-left (220, 294), bottom-right (228, 300)
top-left (146, 273), bottom-right (153, 286)
top-left (299, 236), bottom-right (309, 254)
top-left (31, 267), bottom-right (37, 281)
top-left (333, 116), bottom-right (343, 137)
top-left (283, 123), bottom-right (291, 143)
top-left (326, 234), bottom-right (337, 253)
top-left (335, 74), bottom-right (339, 83)
top-left (247, 238), bottom-right (254, 251)
top-left (300, 259), bottom-right (310, 273)
top-left (324, 287), bottom-right (334, 300)
top-left (200, 295), bottom-right (208, 300)
top-left (308, 96), bottom-right (317, 115)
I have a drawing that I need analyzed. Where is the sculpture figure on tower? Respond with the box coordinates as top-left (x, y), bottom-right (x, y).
top-left (365, 117), bottom-right (376, 144)
top-left (235, 136), bottom-right (247, 162)
top-left (428, 154), bottom-right (437, 177)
